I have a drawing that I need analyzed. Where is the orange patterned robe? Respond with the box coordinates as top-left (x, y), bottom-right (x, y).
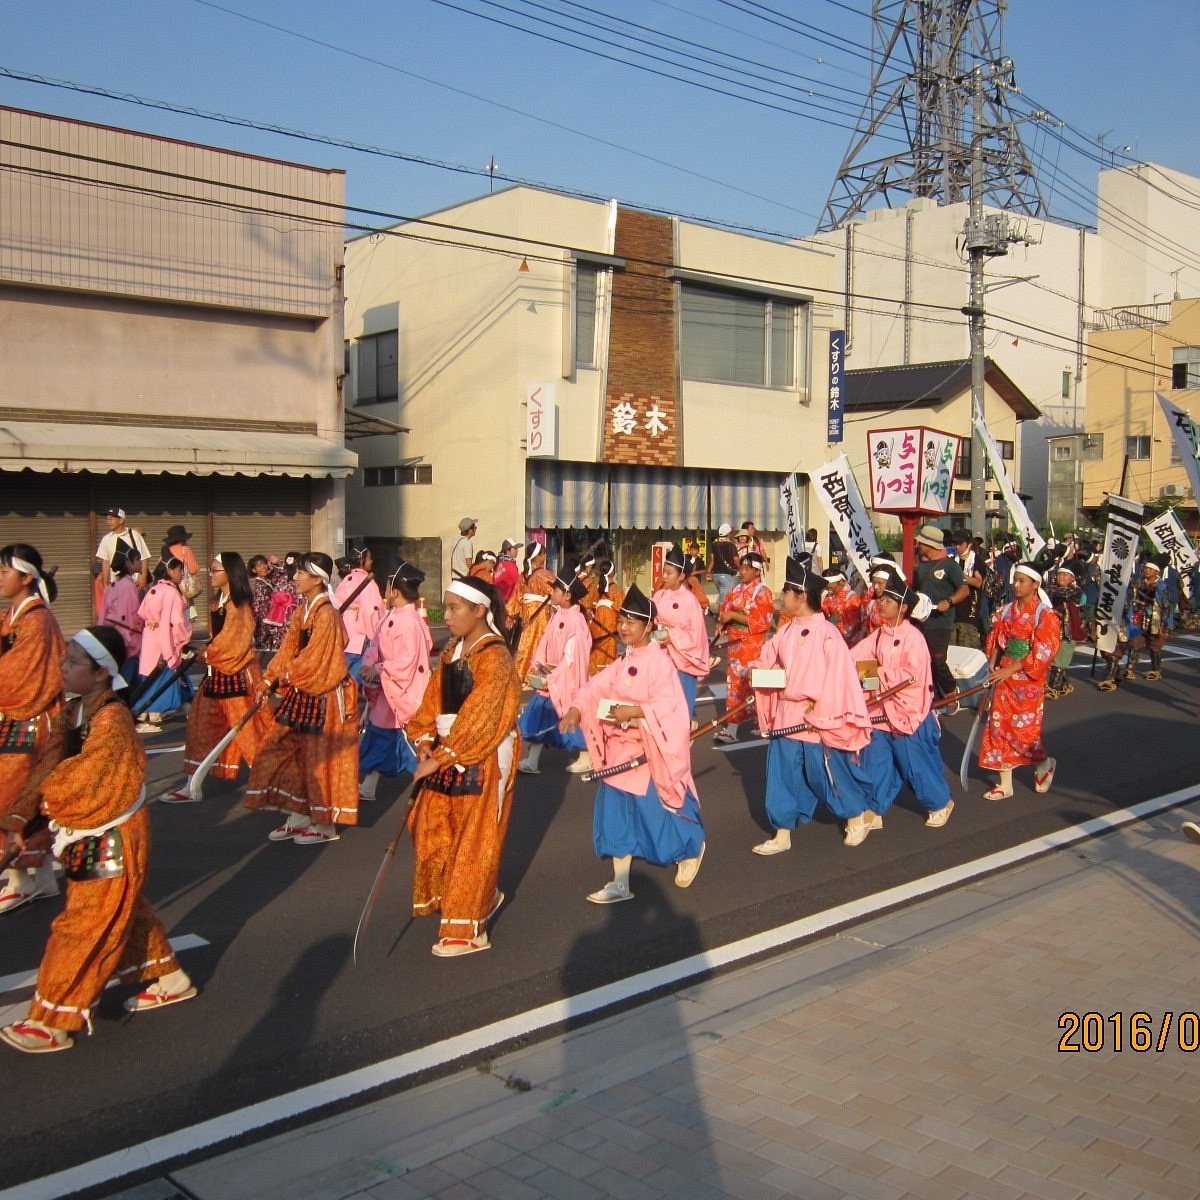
top-left (10, 692), bottom-right (179, 1033)
top-left (183, 599), bottom-right (272, 782)
top-left (587, 585), bottom-right (624, 676)
top-left (979, 597), bottom-right (1060, 771)
top-left (512, 567), bottom-right (557, 682)
top-left (720, 580), bottom-right (775, 713)
top-left (407, 634), bottom-right (522, 941)
top-left (245, 595), bottom-right (359, 826)
top-left (0, 599), bottom-right (65, 814)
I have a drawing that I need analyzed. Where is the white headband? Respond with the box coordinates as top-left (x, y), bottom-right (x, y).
top-left (1013, 564), bottom-right (1042, 584)
top-left (73, 629), bottom-right (128, 690)
top-left (8, 556), bottom-right (50, 604)
top-left (447, 580), bottom-right (503, 639)
top-left (302, 558), bottom-right (338, 605)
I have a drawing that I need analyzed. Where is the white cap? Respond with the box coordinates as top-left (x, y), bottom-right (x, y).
top-left (718, 523), bottom-right (733, 536)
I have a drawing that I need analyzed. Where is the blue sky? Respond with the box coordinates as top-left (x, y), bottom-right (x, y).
top-left (2, 0), bottom-right (1196, 238)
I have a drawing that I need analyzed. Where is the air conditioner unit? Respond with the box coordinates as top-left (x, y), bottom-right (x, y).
top-left (1160, 484), bottom-right (1184, 498)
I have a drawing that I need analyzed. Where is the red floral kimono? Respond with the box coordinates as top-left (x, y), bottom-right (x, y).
top-left (720, 580), bottom-right (775, 713)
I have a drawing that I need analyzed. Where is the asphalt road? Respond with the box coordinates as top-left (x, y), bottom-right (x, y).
top-left (3, 636), bottom-right (1199, 1195)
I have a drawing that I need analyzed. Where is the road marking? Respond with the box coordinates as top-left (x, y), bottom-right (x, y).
top-left (0, 933), bottom-right (209, 998)
top-left (146, 745), bottom-right (185, 755)
top-left (7, 785), bottom-right (1199, 1200)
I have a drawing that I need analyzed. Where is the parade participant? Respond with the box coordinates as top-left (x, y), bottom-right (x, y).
top-left (707, 523), bottom-right (739, 609)
top-left (134, 555), bottom-right (193, 733)
top-left (164, 524), bottom-right (202, 619)
top-left (1045, 564), bottom-right (1084, 699)
top-left (449, 517), bottom-right (477, 581)
top-left (0, 627), bottom-right (196, 1053)
top-left (913, 525), bottom-right (969, 704)
top-left (821, 568), bottom-right (864, 646)
top-left (93, 506), bottom-right (149, 616)
top-left (978, 562), bottom-right (1060, 799)
top-left (245, 553), bottom-right (358, 844)
top-left (0, 545), bottom-right (65, 915)
top-left (559, 584), bottom-right (705, 902)
top-left (357, 561), bottom-right (432, 802)
top-left (511, 540), bottom-right (555, 681)
top-left (97, 546), bottom-right (143, 687)
top-left (334, 544), bottom-right (385, 685)
top-left (862, 556), bottom-right (896, 634)
top-left (407, 577), bottom-right (521, 956)
top-left (714, 551), bottom-right (773, 744)
top-left (652, 543), bottom-right (709, 718)
top-left (950, 529), bottom-right (987, 649)
top-left (750, 559), bottom-right (875, 852)
top-left (516, 567), bottom-right (592, 775)
top-left (160, 553), bottom-right (272, 803)
top-left (586, 558), bottom-right (624, 676)
top-left (493, 539), bottom-right (520, 604)
top-left (1127, 560), bottom-right (1171, 681)
top-left (853, 572), bottom-right (954, 832)
top-left (683, 546), bottom-right (711, 615)
top-left (468, 550), bottom-right (498, 586)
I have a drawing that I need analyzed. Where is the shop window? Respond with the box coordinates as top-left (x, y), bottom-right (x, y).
top-left (681, 284), bottom-right (802, 388)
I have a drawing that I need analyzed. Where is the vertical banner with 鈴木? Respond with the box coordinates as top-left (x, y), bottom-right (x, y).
top-left (827, 330), bottom-right (845, 444)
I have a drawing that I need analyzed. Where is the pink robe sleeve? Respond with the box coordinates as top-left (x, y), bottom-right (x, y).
top-left (547, 606), bottom-right (592, 717)
top-left (653, 587), bottom-right (710, 676)
top-left (378, 607), bottom-right (433, 727)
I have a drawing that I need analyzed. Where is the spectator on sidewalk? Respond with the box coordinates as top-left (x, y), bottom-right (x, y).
top-left (93, 506), bottom-right (150, 615)
top-left (450, 518), bottom-right (477, 581)
top-left (707, 523), bottom-right (739, 608)
top-left (950, 529), bottom-right (986, 649)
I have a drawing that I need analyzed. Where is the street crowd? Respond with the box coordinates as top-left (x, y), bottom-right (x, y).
top-left (0, 507), bottom-right (1189, 1054)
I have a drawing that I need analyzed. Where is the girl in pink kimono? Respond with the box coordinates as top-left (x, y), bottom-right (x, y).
top-left (559, 584), bottom-right (704, 903)
top-left (652, 543), bottom-right (710, 718)
top-left (853, 571), bottom-right (954, 832)
top-left (516, 567), bottom-right (592, 775)
top-left (334, 544), bottom-right (385, 685)
top-left (98, 546), bottom-right (144, 687)
top-left (751, 558), bottom-right (875, 853)
top-left (357, 561), bottom-right (433, 801)
top-left (135, 556), bottom-right (194, 732)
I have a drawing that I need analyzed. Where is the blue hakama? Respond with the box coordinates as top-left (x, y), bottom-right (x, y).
top-left (593, 779), bottom-right (704, 866)
top-left (518, 693), bottom-right (587, 751)
top-left (859, 713), bottom-right (951, 815)
top-left (359, 721), bottom-right (418, 778)
top-left (764, 737), bottom-right (870, 830)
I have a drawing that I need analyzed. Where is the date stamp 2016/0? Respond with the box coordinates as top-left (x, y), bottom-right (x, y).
top-left (1058, 1011), bottom-right (1200, 1053)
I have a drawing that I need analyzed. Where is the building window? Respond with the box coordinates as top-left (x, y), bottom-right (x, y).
top-left (356, 331), bottom-right (398, 404)
top-left (1052, 443), bottom-right (1074, 461)
top-left (955, 439), bottom-right (1011, 480)
top-left (575, 263), bottom-right (600, 368)
top-left (680, 284), bottom-right (801, 388)
top-left (364, 464), bottom-right (431, 486)
top-left (1125, 435), bottom-right (1151, 460)
top-left (1172, 346), bottom-right (1200, 389)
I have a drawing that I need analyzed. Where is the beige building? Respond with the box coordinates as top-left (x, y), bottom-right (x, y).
top-left (805, 165), bottom-right (1200, 525)
top-left (0, 106), bottom-right (356, 632)
top-left (343, 186), bottom-right (844, 592)
top-left (1079, 298), bottom-right (1200, 531)
top-left (843, 358), bottom-right (1039, 539)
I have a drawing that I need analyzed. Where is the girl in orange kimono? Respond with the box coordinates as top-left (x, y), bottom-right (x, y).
top-left (587, 559), bottom-right (624, 676)
top-left (0, 544), bottom-right (65, 914)
top-left (512, 541), bottom-right (556, 682)
top-left (245, 553), bottom-right (358, 844)
top-left (0, 627), bottom-right (195, 1054)
top-left (408, 578), bottom-right (522, 957)
top-left (161, 552), bottom-right (272, 803)
top-left (714, 552), bottom-right (774, 743)
top-left (978, 562), bottom-right (1061, 800)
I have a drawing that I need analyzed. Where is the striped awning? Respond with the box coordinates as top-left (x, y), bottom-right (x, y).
top-left (609, 465), bottom-right (708, 531)
top-left (526, 460), bottom-right (609, 529)
top-left (709, 469), bottom-right (789, 533)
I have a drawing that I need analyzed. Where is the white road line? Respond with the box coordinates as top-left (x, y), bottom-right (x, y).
top-left (6, 785), bottom-right (1199, 1200)
top-left (0, 933), bottom-right (209, 997)
top-left (146, 745), bottom-right (185, 755)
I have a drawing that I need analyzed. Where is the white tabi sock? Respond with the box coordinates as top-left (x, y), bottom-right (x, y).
top-left (611, 855), bottom-right (632, 890)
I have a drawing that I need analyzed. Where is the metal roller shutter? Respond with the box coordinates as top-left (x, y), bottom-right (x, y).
top-left (211, 478), bottom-right (313, 565)
top-left (0, 471), bottom-right (93, 634)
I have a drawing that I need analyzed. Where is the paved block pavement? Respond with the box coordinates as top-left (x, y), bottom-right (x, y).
top-left (177, 805), bottom-right (1200, 1200)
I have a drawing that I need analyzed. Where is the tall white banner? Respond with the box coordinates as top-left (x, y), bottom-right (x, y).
top-left (1156, 392), bottom-right (1200, 499)
top-left (811, 455), bottom-right (880, 585)
top-left (1095, 495), bottom-right (1145, 655)
top-left (1143, 507), bottom-right (1198, 600)
top-left (779, 472), bottom-right (805, 560)
top-left (973, 417), bottom-right (1045, 558)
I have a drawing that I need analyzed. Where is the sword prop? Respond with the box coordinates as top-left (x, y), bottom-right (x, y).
top-left (132, 651), bottom-right (196, 716)
top-left (353, 773), bottom-right (426, 964)
top-left (761, 677), bottom-right (915, 739)
top-left (579, 694), bottom-right (756, 783)
top-left (932, 678), bottom-right (993, 710)
top-left (959, 658), bottom-right (998, 790)
top-left (186, 680), bottom-right (279, 799)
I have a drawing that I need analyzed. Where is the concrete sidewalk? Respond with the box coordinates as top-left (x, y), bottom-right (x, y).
top-left (177, 805), bottom-right (1200, 1200)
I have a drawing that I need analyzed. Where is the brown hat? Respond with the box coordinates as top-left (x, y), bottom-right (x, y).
top-left (915, 524), bottom-right (946, 549)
